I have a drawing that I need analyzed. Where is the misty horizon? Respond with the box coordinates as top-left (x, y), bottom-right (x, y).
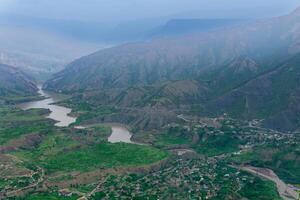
top-left (0, 0), bottom-right (300, 24)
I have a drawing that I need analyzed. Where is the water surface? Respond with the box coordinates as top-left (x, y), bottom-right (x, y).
top-left (18, 87), bottom-right (135, 143)
top-left (108, 125), bottom-right (133, 143)
top-left (18, 86), bottom-right (76, 127)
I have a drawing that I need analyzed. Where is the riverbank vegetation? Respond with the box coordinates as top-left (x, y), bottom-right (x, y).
top-left (14, 140), bottom-right (168, 173)
top-left (0, 106), bottom-right (54, 145)
top-left (0, 104), bottom-right (169, 199)
top-left (13, 192), bottom-right (79, 200)
top-left (0, 93), bottom-right (298, 199)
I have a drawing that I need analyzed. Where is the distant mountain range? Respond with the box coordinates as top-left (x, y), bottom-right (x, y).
top-left (44, 7), bottom-right (300, 132)
top-left (45, 8), bottom-right (300, 91)
top-left (0, 15), bottom-right (246, 80)
top-left (147, 19), bottom-right (247, 38)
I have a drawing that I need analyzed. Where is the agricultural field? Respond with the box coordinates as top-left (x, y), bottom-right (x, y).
top-left (0, 106), bottom-right (53, 145)
top-left (0, 98), bottom-right (299, 200)
top-left (0, 105), bottom-right (169, 199)
top-left (15, 141), bottom-right (168, 173)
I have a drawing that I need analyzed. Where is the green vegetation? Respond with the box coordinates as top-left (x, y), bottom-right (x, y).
top-left (75, 105), bottom-right (118, 125)
top-left (13, 134), bottom-right (168, 173)
top-left (0, 102), bottom-right (170, 197)
top-left (155, 126), bottom-right (191, 147)
top-left (0, 106), bottom-right (53, 145)
top-left (3, 11), bottom-right (300, 199)
top-left (0, 76), bottom-right (298, 200)
top-left (239, 178), bottom-right (281, 200)
top-left (88, 125), bottom-right (112, 139)
top-left (1, 176), bottom-right (33, 189)
top-left (3, 95), bottom-right (44, 104)
top-left (92, 192), bottom-right (106, 200)
top-left (89, 158), bottom-right (282, 200)
top-left (15, 192), bottom-right (79, 200)
top-left (232, 144), bottom-right (300, 184)
top-left (152, 120), bottom-right (242, 156)
top-left (14, 133), bottom-right (80, 161)
top-left (195, 133), bottom-right (240, 156)
top-left (40, 142), bottom-right (168, 172)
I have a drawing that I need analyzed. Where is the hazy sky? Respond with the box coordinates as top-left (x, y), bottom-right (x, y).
top-left (0, 0), bottom-right (300, 22)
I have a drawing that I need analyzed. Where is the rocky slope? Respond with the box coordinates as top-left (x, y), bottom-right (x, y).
top-left (44, 7), bottom-right (300, 132)
top-left (70, 80), bottom-right (208, 109)
top-left (0, 64), bottom-right (38, 97)
top-left (45, 7), bottom-right (300, 92)
top-left (200, 56), bottom-right (261, 97)
top-left (209, 53), bottom-right (300, 132)
top-left (65, 80), bottom-right (208, 130)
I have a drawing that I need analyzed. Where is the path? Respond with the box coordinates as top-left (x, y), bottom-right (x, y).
top-left (177, 114), bottom-right (191, 122)
top-left (6, 167), bottom-right (45, 197)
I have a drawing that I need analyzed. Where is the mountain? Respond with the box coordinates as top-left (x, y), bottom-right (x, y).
top-left (148, 18), bottom-right (247, 38)
top-left (44, 8), bottom-right (300, 92)
top-left (75, 80), bottom-right (208, 109)
top-left (0, 64), bottom-right (38, 98)
top-left (208, 53), bottom-right (300, 132)
top-left (65, 79), bottom-right (208, 130)
top-left (199, 56), bottom-right (261, 97)
top-left (44, 7), bottom-right (300, 132)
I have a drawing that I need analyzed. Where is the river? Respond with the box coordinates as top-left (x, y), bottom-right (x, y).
top-left (18, 86), bottom-right (76, 127)
top-left (18, 86), bottom-right (134, 143)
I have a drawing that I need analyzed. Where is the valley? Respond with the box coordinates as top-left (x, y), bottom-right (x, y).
top-left (0, 82), bottom-right (299, 199)
top-left (0, 3), bottom-right (300, 200)
top-left (0, 95), bottom-right (168, 199)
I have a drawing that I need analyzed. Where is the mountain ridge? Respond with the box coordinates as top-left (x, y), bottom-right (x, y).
top-left (45, 8), bottom-right (300, 92)
top-left (208, 53), bottom-right (300, 131)
top-left (0, 63), bottom-right (38, 98)
top-left (43, 7), bottom-right (300, 132)
top-left (147, 18), bottom-right (247, 38)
